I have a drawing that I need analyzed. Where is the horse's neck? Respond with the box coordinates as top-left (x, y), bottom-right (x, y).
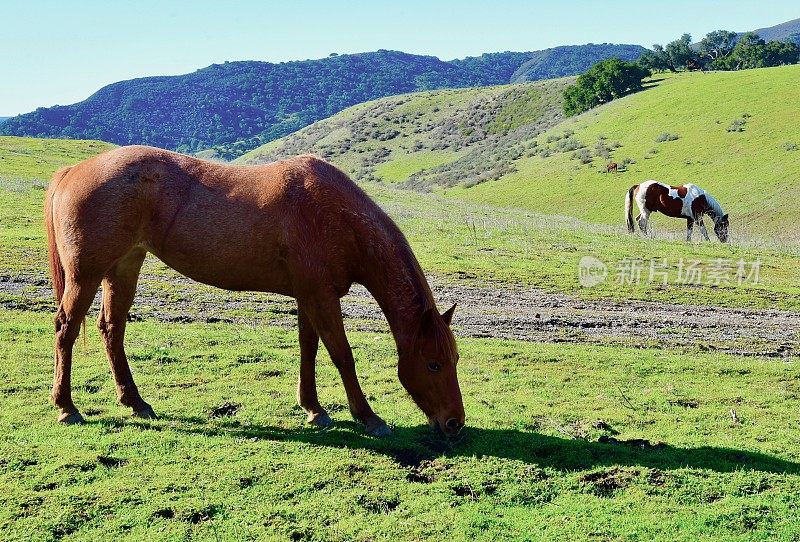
top-left (360, 243), bottom-right (432, 353)
top-left (703, 192), bottom-right (724, 221)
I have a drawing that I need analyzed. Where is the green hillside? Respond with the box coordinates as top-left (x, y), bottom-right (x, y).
top-left (243, 65), bottom-right (800, 240)
top-left (237, 78), bottom-right (572, 187)
top-left (0, 136), bottom-right (114, 180)
top-left (451, 66), bottom-right (800, 239)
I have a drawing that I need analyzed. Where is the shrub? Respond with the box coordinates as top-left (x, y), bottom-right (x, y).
top-left (594, 141), bottom-right (611, 160)
top-left (556, 138), bottom-right (584, 152)
top-left (727, 119), bottom-right (746, 132)
top-left (655, 133), bottom-right (679, 142)
top-left (572, 148), bottom-right (593, 164)
top-left (785, 142), bottom-right (798, 152)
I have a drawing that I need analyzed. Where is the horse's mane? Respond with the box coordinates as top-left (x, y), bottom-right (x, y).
top-left (304, 156), bottom-right (438, 314)
top-left (703, 190), bottom-right (725, 218)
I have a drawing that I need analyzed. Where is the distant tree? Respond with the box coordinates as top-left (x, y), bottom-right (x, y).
top-left (563, 58), bottom-right (651, 117)
top-left (765, 40), bottom-right (800, 66)
top-left (664, 34), bottom-right (697, 71)
top-left (699, 30), bottom-right (737, 63)
top-left (730, 32), bottom-right (768, 69)
top-left (638, 44), bottom-right (670, 72)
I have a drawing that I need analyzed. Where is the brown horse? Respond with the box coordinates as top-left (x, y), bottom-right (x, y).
top-left (607, 161), bottom-right (618, 173)
top-left (45, 146), bottom-right (465, 436)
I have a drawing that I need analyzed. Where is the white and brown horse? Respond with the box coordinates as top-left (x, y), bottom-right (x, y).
top-left (625, 181), bottom-right (729, 242)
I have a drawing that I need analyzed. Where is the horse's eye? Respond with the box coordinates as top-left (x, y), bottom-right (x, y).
top-left (428, 362), bottom-right (441, 372)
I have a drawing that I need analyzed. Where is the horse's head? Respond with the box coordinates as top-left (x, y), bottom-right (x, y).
top-left (398, 303), bottom-right (464, 436)
top-left (714, 213), bottom-right (730, 242)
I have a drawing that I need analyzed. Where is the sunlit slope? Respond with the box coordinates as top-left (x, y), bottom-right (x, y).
top-left (449, 66), bottom-right (800, 238)
top-left (0, 136), bottom-right (115, 180)
top-left (236, 78), bottom-right (571, 187)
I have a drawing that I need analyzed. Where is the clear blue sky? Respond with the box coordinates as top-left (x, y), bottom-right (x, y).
top-left (2, 0), bottom-right (797, 116)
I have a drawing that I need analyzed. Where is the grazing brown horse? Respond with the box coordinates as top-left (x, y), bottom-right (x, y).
top-left (45, 146), bottom-right (465, 436)
top-left (625, 180), bottom-right (729, 242)
top-left (606, 161), bottom-right (618, 173)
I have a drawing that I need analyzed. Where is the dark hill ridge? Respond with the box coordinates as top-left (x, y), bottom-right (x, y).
top-left (510, 44), bottom-right (645, 82)
top-left (746, 17), bottom-right (800, 43)
top-left (0, 45), bottom-right (645, 159)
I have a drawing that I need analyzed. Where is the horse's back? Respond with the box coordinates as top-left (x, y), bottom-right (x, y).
top-left (49, 146), bottom-right (382, 294)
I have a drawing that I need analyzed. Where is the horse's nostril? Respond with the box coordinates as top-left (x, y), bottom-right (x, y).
top-left (445, 418), bottom-right (461, 431)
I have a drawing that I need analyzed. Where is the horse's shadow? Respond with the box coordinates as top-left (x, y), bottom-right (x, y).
top-left (101, 415), bottom-right (800, 474)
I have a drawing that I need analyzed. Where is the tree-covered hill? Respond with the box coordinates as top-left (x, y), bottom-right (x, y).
top-left (0, 46), bottom-right (643, 159)
top-left (510, 44), bottom-right (645, 82)
top-left (746, 17), bottom-right (800, 43)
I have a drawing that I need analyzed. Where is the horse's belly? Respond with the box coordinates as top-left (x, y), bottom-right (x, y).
top-left (144, 226), bottom-right (293, 296)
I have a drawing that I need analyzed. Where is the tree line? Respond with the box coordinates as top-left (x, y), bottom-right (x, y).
top-left (563, 30), bottom-right (799, 117)
top-left (639, 30), bottom-right (800, 72)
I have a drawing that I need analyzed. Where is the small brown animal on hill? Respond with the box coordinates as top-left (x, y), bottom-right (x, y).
top-left (607, 161), bottom-right (618, 173)
top-left (45, 146), bottom-right (465, 437)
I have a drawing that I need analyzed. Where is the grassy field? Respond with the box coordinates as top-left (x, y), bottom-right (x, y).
top-left (1, 133), bottom-right (799, 540)
top-left (2, 310), bottom-right (800, 541)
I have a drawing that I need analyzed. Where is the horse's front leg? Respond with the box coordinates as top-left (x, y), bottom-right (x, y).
top-left (300, 292), bottom-right (391, 437)
top-left (686, 218), bottom-right (694, 241)
top-left (296, 305), bottom-right (333, 428)
top-left (697, 217), bottom-right (711, 241)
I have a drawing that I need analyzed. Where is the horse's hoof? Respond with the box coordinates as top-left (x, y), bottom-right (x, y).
top-left (365, 420), bottom-right (393, 437)
top-left (133, 405), bottom-right (158, 420)
top-left (308, 412), bottom-right (333, 429)
top-left (57, 411), bottom-right (85, 425)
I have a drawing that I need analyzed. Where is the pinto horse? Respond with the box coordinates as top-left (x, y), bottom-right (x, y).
top-left (45, 146), bottom-right (465, 436)
top-left (625, 180), bottom-right (729, 242)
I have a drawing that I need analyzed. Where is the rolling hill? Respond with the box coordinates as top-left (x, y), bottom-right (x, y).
top-left (0, 46), bottom-right (644, 159)
top-left (240, 65), bottom-right (800, 240)
top-left (747, 17), bottom-right (800, 43)
top-left (236, 77), bottom-right (573, 186)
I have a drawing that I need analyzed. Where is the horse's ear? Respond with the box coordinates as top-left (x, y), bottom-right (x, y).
top-left (723, 214), bottom-right (729, 221)
top-left (441, 303), bottom-right (456, 326)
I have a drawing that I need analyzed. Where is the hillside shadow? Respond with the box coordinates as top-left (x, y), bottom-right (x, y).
top-left (103, 415), bottom-right (800, 475)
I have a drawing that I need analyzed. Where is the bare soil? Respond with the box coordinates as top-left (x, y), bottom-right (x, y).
top-left (2, 269), bottom-right (797, 358)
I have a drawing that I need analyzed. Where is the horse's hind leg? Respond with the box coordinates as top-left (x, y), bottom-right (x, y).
top-left (686, 218), bottom-right (695, 241)
top-left (296, 305), bottom-right (332, 428)
top-left (52, 276), bottom-right (102, 424)
top-left (637, 211), bottom-right (650, 234)
top-left (97, 248), bottom-right (155, 418)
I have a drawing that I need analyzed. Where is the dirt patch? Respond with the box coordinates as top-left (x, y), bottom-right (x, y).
top-left (208, 402), bottom-right (240, 418)
top-left (581, 467), bottom-right (640, 497)
top-left (2, 271), bottom-right (798, 356)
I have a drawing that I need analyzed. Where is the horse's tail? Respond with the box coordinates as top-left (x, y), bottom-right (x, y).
top-left (625, 185), bottom-right (637, 233)
top-left (46, 166), bottom-right (71, 304)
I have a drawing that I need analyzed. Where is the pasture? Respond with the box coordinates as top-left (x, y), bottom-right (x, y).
top-left (1, 136), bottom-right (799, 540)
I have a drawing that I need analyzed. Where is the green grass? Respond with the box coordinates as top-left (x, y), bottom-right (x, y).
top-left (2, 309), bottom-right (800, 541)
top-left (449, 66), bottom-right (800, 239)
top-left (374, 150), bottom-right (463, 183)
top-left (239, 65), bottom-right (800, 240)
top-left (2, 136), bottom-right (800, 540)
top-left (0, 136), bottom-right (114, 180)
